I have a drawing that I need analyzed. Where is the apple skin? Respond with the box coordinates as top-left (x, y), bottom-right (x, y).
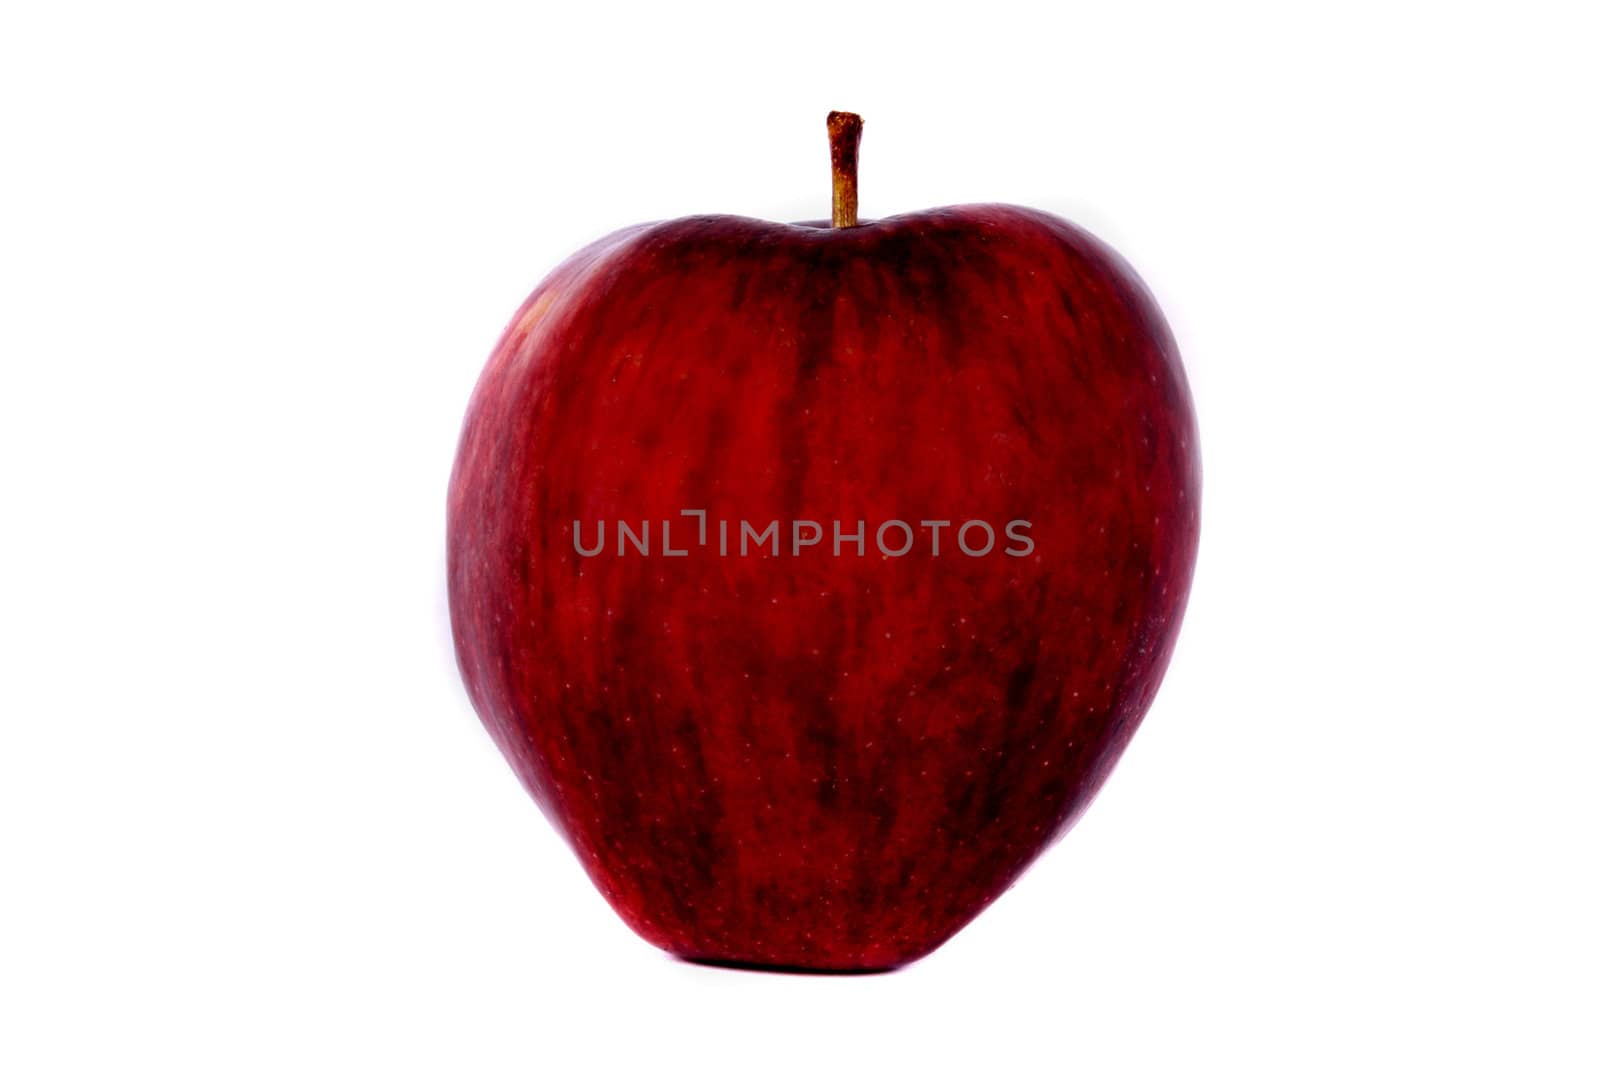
top-left (448, 205), bottom-right (1199, 971)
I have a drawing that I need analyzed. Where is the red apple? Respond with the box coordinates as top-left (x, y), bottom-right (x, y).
top-left (448, 112), bottom-right (1199, 971)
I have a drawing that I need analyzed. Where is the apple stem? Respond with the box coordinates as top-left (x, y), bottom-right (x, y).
top-left (828, 111), bottom-right (863, 228)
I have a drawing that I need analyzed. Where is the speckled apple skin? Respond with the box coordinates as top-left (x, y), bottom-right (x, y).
top-left (447, 206), bottom-right (1200, 971)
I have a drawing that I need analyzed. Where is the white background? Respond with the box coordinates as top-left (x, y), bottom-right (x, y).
top-left (3, 2), bottom-right (1596, 1063)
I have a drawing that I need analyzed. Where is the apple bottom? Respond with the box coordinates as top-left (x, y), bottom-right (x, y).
top-left (585, 817), bottom-right (1073, 974)
top-left (532, 717), bottom-right (1110, 974)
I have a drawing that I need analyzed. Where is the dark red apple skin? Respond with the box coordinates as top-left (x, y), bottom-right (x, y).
top-left (448, 205), bottom-right (1199, 971)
